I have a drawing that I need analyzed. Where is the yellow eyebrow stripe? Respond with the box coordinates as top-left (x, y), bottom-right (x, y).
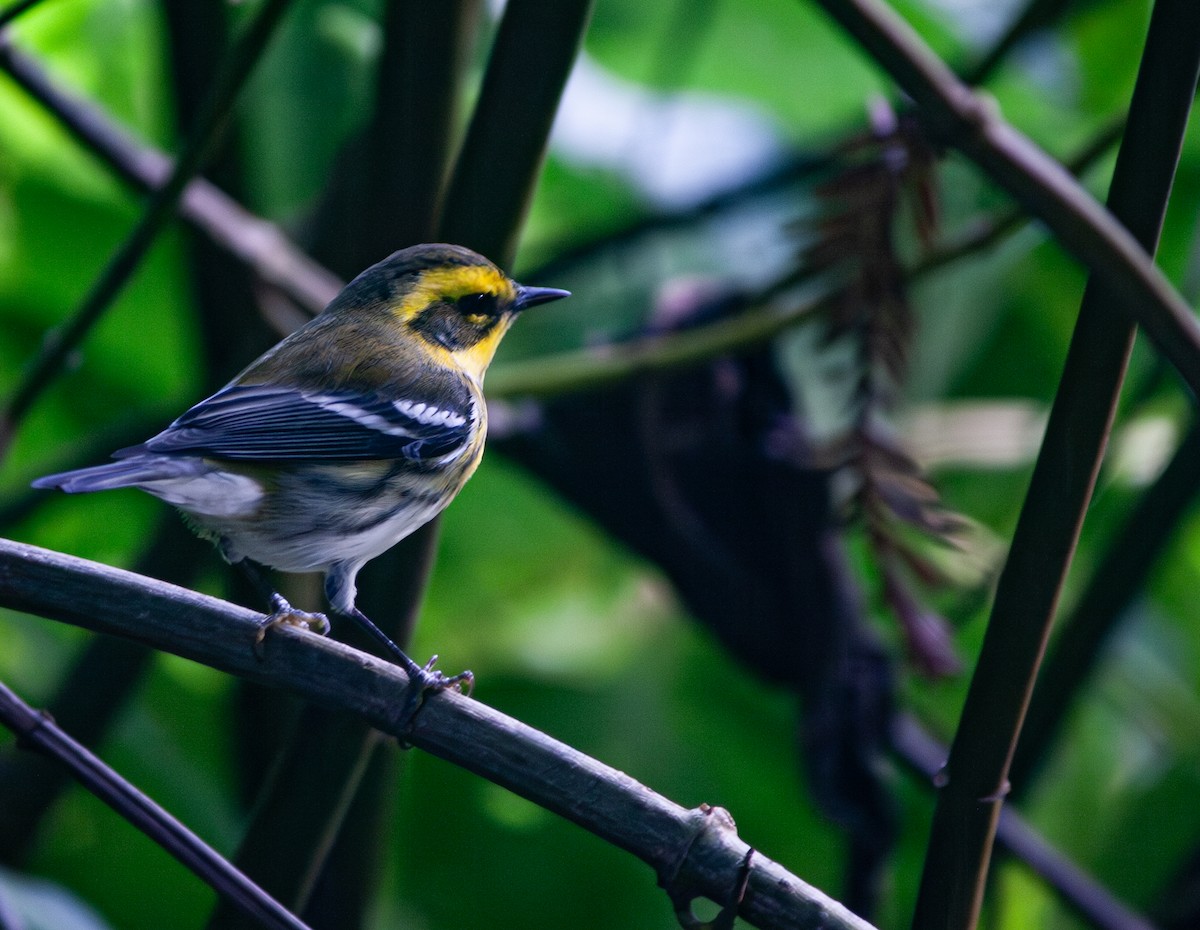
top-left (392, 265), bottom-right (515, 320)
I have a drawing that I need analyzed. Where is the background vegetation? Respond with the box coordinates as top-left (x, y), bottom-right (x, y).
top-left (0, 0), bottom-right (1198, 928)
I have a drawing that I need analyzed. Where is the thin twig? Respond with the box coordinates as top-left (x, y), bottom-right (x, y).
top-left (913, 115), bottom-right (1125, 280)
top-left (0, 0), bottom-right (296, 445)
top-left (0, 677), bottom-right (312, 930)
top-left (810, 0), bottom-right (1200, 406)
top-left (0, 0), bottom-right (48, 31)
top-left (0, 537), bottom-right (875, 930)
top-left (896, 0), bottom-right (1200, 926)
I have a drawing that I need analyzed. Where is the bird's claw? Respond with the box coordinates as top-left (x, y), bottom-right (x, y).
top-left (253, 598), bottom-right (331, 659)
top-left (395, 656), bottom-right (475, 741)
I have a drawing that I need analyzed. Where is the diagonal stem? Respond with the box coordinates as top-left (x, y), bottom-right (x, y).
top-left (809, 0), bottom-right (1200, 406)
top-left (0, 38), bottom-right (341, 315)
top-left (1009, 419), bottom-right (1200, 794)
top-left (438, 0), bottom-right (594, 267)
top-left (0, 678), bottom-right (312, 930)
top-left (902, 0), bottom-right (1200, 926)
top-left (0, 0), bottom-right (295, 448)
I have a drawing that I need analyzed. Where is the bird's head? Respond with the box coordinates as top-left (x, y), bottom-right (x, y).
top-left (332, 244), bottom-right (569, 381)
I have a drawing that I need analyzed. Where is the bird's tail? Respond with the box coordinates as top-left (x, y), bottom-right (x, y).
top-left (32, 456), bottom-right (197, 494)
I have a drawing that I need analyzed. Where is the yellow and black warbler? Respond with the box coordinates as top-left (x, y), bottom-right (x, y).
top-left (34, 243), bottom-right (569, 692)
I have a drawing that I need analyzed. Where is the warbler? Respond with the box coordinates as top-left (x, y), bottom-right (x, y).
top-left (34, 243), bottom-right (569, 695)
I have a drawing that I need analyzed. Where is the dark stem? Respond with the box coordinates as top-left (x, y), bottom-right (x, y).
top-left (810, 0), bottom-right (1200, 406)
top-left (0, 37), bottom-right (340, 316)
top-left (438, 0), bottom-right (594, 267)
top-left (1010, 419), bottom-right (1200, 794)
top-left (0, 0), bottom-right (296, 446)
top-left (0, 677), bottom-right (312, 930)
top-left (907, 0), bottom-right (1200, 927)
top-left (891, 715), bottom-right (1157, 930)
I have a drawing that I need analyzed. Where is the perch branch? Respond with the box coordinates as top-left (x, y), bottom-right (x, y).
top-left (0, 538), bottom-right (873, 930)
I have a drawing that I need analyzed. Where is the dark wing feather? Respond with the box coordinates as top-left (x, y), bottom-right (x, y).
top-left (117, 384), bottom-right (473, 462)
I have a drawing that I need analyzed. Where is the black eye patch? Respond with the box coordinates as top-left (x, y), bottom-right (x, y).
top-left (456, 293), bottom-right (498, 317)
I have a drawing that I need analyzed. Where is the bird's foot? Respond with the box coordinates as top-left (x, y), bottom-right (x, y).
top-left (412, 654), bottom-right (474, 696)
top-left (253, 595), bottom-right (331, 657)
top-left (395, 654), bottom-right (474, 740)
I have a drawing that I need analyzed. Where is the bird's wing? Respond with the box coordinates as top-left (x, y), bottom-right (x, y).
top-left (118, 383), bottom-right (474, 462)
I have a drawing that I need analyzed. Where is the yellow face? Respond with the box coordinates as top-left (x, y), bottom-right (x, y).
top-left (395, 265), bottom-right (520, 381)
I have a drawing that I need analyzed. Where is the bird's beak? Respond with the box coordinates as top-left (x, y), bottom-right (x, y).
top-left (514, 285), bottom-right (571, 311)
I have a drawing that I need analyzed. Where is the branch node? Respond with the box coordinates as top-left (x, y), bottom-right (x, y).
top-left (978, 779), bottom-right (1011, 804)
top-left (659, 804), bottom-right (753, 930)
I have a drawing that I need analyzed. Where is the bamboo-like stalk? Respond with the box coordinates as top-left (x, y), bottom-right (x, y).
top-left (438, 0), bottom-right (593, 267)
top-left (1010, 420), bottom-right (1200, 794)
top-left (902, 0), bottom-right (1200, 926)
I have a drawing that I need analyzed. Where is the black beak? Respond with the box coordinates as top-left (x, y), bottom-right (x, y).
top-left (515, 284), bottom-right (571, 311)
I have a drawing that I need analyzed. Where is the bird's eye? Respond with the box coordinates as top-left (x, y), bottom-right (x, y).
top-left (456, 293), bottom-right (497, 319)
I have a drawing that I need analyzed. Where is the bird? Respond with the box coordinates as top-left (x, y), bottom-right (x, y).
top-left (33, 243), bottom-right (569, 702)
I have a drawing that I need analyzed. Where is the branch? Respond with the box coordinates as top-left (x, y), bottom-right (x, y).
top-left (891, 715), bottom-right (1157, 930)
top-left (0, 538), bottom-right (874, 930)
top-left (896, 0), bottom-right (1200, 926)
top-left (0, 0), bottom-right (296, 448)
top-left (810, 0), bottom-right (1200, 405)
top-left (0, 678), bottom-right (312, 930)
top-left (0, 37), bottom-right (341, 316)
top-left (487, 279), bottom-right (834, 398)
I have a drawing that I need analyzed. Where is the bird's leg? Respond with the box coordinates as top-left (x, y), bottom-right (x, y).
top-left (324, 568), bottom-right (472, 726)
top-left (234, 560), bottom-right (330, 655)
top-left (343, 605), bottom-right (474, 687)
top-left (341, 604), bottom-right (474, 696)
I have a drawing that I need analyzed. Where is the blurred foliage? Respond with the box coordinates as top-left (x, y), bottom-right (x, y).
top-left (1, 0), bottom-right (1199, 928)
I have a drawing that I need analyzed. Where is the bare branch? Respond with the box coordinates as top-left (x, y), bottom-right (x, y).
top-left (0, 537), bottom-right (875, 930)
